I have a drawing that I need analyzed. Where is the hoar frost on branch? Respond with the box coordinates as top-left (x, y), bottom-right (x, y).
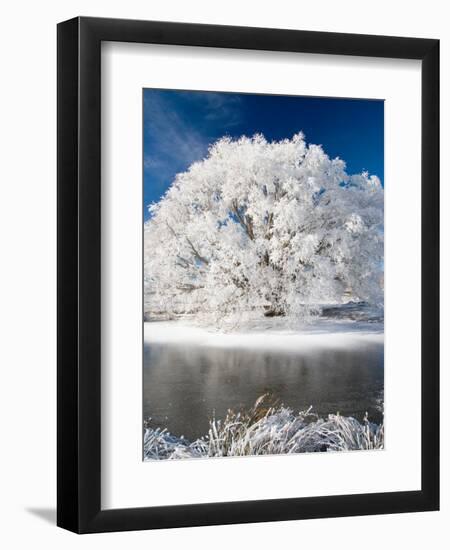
top-left (144, 133), bottom-right (383, 325)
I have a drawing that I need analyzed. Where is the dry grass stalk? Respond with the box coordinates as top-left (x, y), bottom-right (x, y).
top-left (144, 393), bottom-right (384, 460)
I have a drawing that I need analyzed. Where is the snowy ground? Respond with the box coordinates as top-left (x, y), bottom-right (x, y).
top-left (144, 316), bottom-right (383, 352)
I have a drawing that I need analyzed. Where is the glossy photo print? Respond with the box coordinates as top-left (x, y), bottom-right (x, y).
top-left (142, 89), bottom-right (384, 460)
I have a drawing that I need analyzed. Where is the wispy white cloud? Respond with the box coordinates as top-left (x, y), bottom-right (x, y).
top-left (144, 92), bottom-right (210, 172)
top-left (186, 92), bottom-right (243, 127)
top-left (143, 90), bottom-right (244, 212)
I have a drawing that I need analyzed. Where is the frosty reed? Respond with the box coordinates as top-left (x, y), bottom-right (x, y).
top-left (144, 394), bottom-right (384, 460)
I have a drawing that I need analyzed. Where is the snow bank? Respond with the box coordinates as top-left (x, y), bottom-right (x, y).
top-left (144, 318), bottom-right (383, 352)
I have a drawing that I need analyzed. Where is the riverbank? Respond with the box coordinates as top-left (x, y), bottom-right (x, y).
top-left (144, 317), bottom-right (384, 352)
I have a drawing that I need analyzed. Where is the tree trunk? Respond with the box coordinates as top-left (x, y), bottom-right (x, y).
top-left (263, 307), bottom-right (285, 317)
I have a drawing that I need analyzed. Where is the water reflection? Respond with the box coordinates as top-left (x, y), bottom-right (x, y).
top-left (143, 343), bottom-right (384, 441)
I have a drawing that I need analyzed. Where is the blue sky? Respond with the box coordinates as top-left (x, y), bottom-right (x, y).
top-left (143, 89), bottom-right (384, 220)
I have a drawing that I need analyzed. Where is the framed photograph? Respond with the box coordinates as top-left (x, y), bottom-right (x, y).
top-left (57, 17), bottom-right (439, 533)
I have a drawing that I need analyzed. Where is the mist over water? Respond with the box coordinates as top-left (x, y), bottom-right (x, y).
top-left (143, 342), bottom-right (384, 441)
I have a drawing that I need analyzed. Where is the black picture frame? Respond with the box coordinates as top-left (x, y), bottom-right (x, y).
top-left (57, 16), bottom-right (439, 534)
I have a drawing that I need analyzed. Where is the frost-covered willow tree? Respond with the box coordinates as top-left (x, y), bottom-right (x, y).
top-left (144, 133), bottom-right (383, 324)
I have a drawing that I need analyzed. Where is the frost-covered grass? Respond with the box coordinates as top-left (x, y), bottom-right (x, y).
top-left (144, 394), bottom-right (384, 460)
